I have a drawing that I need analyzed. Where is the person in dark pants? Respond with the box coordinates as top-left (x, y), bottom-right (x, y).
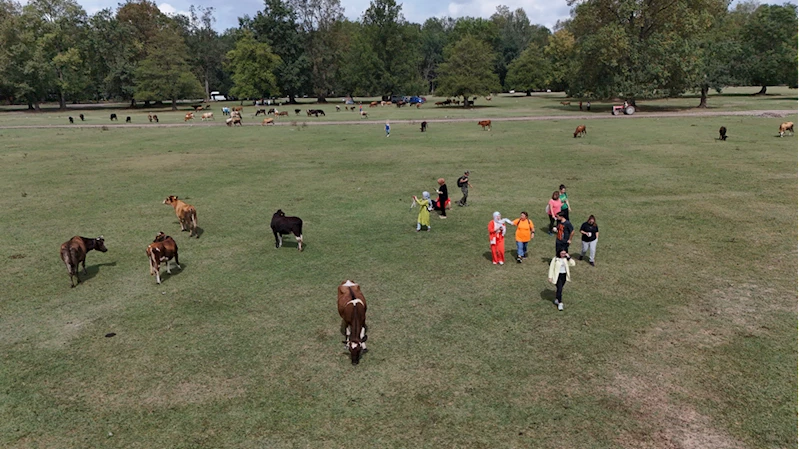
top-left (555, 212), bottom-right (574, 256)
top-left (548, 249), bottom-right (574, 311)
top-left (435, 178), bottom-right (448, 218)
top-left (457, 171), bottom-right (472, 206)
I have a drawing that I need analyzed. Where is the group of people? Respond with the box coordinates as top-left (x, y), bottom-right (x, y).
top-left (411, 170), bottom-right (472, 231)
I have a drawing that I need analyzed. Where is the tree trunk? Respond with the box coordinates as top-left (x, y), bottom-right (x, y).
top-left (316, 95), bottom-right (327, 103)
top-left (58, 70), bottom-right (67, 111)
top-left (288, 95), bottom-right (297, 104)
top-left (171, 97), bottom-right (178, 111)
top-left (526, 90), bottom-right (531, 96)
top-left (33, 101), bottom-right (41, 112)
top-left (130, 98), bottom-right (136, 108)
top-left (27, 102), bottom-right (34, 110)
top-left (143, 100), bottom-right (151, 107)
top-left (697, 85), bottom-right (709, 108)
top-left (204, 77), bottom-right (210, 102)
top-left (756, 85), bottom-right (767, 95)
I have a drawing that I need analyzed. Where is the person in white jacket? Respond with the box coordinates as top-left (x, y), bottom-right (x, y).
top-left (548, 249), bottom-right (575, 311)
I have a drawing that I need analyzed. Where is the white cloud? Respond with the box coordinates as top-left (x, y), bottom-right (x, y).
top-left (158, 2), bottom-right (190, 18)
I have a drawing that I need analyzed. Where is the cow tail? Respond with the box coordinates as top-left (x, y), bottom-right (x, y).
top-left (61, 247), bottom-right (75, 275)
top-left (191, 208), bottom-right (198, 230)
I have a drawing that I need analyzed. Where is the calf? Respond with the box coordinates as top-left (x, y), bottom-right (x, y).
top-left (337, 280), bottom-right (368, 365)
top-left (360, 111), bottom-right (368, 119)
top-left (201, 112), bottom-right (214, 121)
top-left (420, 121), bottom-right (427, 132)
top-left (69, 116), bottom-right (74, 124)
top-left (163, 195), bottom-right (198, 238)
top-left (146, 232), bottom-right (180, 284)
top-left (152, 114), bottom-right (159, 123)
top-left (573, 124), bottom-right (586, 138)
top-left (126, 116), bottom-right (131, 123)
top-left (255, 108), bottom-right (267, 116)
top-left (779, 121), bottom-right (794, 137)
top-left (60, 235), bottom-right (108, 287)
top-left (295, 108), bottom-right (302, 115)
top-left (276, 111), bottom-right (289, 117)
top-left (271, 209), bottom-right (303, 251)
top-left (719, 126), bottom-right (727, 141)
top-left (261, 117), bottom-right (274, 125)
top-left (184, 112), bottom-right (194, 122)
top-left (335, 106), bottom-right (341, 111)
top-left (148, 113), bottom-right (153, 123)
top-left (79, 113), bottom-right (85, 121)
top-left (110, 113), bottom-right (118, 121)
top-left (478, 120), bottom-right (491, 131)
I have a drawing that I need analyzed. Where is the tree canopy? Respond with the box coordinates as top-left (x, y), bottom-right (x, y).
top-left (436, 35), bottom-right (501, 103)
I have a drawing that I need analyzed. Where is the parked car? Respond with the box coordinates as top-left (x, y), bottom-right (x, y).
top-left (408, 96), bottom-right (426, 104)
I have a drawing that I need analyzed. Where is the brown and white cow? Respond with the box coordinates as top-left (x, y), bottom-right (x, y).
top-left (574, 124), bottom-right (586, 138)
top-left (163, 195), bottom-right (198, 238)
top-left (146, 232), bottom-right (180, 284)
top-left (337, 280), bottom-right (368, 365)
top-left (201, 112), bottom-right (214, 121)
top-left (478, 120), bottom-right (491, 131)
top-left (184, 112), bottom-right (194, 122)
top-left (261, 118), bottom-right (274, 126)
top-left (779, 121), bottom-right (794, 137)
top-left (60, 236), bottom-right (108, 287)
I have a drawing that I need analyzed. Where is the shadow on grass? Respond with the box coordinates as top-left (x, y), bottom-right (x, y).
top-left (82, 261), bottom-right (117, 283)
top-left (483, 250), bottom-right (512, 262)
top-left (539, 288), bottom-right (556, 303)
top-left (155, 261), bottom-right (187, 284)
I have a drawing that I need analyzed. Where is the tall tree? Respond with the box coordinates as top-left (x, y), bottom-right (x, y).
top-left (289, 0), bottom-right (343, 101)
top-left (506, 43), bottom-right (550, 95)
top-left (567, 0), bottom-right (727, 101)
top-left (226, 30), bottom-right (282, 101)
top-left (134, 25), bottom-right (204, 110)
top-left (544, 29), bottom-right (576, 93)
top-left (419, 17), bottom-right (453, 93)
top-left (244, 0), bottom-right (309, 103)
top-left (0, 0), bottom-right (24, 103)
top-left (362, 0), bottom-right (423, 97)
top-left (181, 6), bottom-right (224, 101)
top-left (335, 20), bottom-right (380, 96)
top-left (741, 3), bottom-right (798, 94)
top-left (116, 0), bottom-right (171, 105)
top-left (491, 6), bottom-right (548, 89)
top-left (436, 35), bottom-right (501, 105)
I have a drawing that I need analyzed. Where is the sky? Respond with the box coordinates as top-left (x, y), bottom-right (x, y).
top-left (40, 0), bottom-right (799, 32)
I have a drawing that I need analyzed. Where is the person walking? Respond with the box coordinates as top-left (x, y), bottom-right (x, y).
top-left (579, 215), bottom-right (599, 266)
top-left (456, 170), bottom-right (472, 206)
top-left (435, 178), bottom-right (448, 219)
top-left (555, 212), bottom-right (574, 256)
top-left (511, 211), bottom-right (535, 263)
top-left (385, 120), bottom-right (390, 137)
top-left (548, 249), bottom-right (575, 311)
top-left (412, 191), bottom-right (432, 231)
top-left (547, 191), bottom-right (562, 236)
top-left (488, 211), bottom-right (513, 265)
top-left (558, 184), bottom-right (571, 221)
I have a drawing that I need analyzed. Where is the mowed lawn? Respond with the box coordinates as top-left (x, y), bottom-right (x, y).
top-left (0, 113), bottom-right (796, 448)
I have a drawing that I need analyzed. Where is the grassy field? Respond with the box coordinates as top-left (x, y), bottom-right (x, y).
top-left (0, 86), bottom-right (795, 127)
top-left (0, 96), bottom-right (796, 448)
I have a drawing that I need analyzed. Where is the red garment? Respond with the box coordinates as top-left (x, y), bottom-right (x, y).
top-left (488, 221), bottom-right (505, 264)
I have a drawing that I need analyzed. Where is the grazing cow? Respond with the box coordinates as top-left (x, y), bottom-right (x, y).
top-left (148, 113), bottom-right (153, 122)
top-left (233, 117), bottom-right (242, 126)
top-left (255, 108), bottom-right (267, 116)
top-left (68, 117), bottom-right (74, 124)
top-left (295, 108), bottom-right (302, 115)
top-left (416, 103), bottom-right (421, 109)
top-left (478, 120), bottom-right (491, 131)
top-left (560, 101), bottom-right (571, 106)
top-left (369, 101), bottom-right (378, 107)
top-left (226, 118), bottom-right (234, 126)
top-left (221, 107), bottom-right (231, 116)
top-left (146, 232), bottom-right (180, 284)
top-left (194, 105), bottom-right (205, 112)
top-left (126, 116), bottom-right (131, 123)
top-left (163, 195), bottom-right (199, 238)
top-left (360, 111), bottom-right (368, 119)
top-left (435, 101), bottom-right (444, 106)
top-left (233, 106), bottom-right (243, 113)
top-left (779, 122), bottom-right (794, 137)
top-left (573, 124), bottom-right (587, 138)
top-left (79, 113), bottom-right (85, 121)
top-left (184, 112), bottom-right (194, 122)
top-left (485, 96), bottom-right (492, 101)
top-left (337, 280), bottom-right (368, 365)
top-left (153, 114), bottom-right (159, 123)
top-left (335, 105), bottom-right (341, 112)
top-left (276, 111), bottom-right (289, 117)
top-left (719, 126), bottom-right (727, 141)
top-left (60, 235), bottom-right (107, 288)
top-left (110, 113), bottom-right (118, 121)
top-left (261, 117), bottom-right (274, 125)
top-left (420, 121), bottom-right (427, 132)
top-left (201, 112), bottom-right (214, 121)
top-left (271, 209), bottom-right (303, 251)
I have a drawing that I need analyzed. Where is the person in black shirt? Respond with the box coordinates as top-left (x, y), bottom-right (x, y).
top-left (579, 215), bottom-right (599, 266)
top-left (435, 178), bottom-right (448, 218)
top-left (457, 170), bottom-right (472, 206)
top-left (555, 212), bottom-right (574, 256)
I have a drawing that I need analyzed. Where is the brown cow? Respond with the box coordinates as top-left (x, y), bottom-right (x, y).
top-left (337, 280), bottom-right (368, 365)
top-left (779, 121), bottom-right (794, 137)
top-left (360, 111), bottom-right (368, 119)
top-left (148, 113), bottom-right (153, 123)
top-left (369, 101), bottom-right (378, 107)
top-left (201, 112), bottom-right (214, 121)
top-left (233, 106), bottom-right (243, 113)
top-left (184, 112), bottom-right (194, 122)
top-left (478, 120), bottom-right (491, 131)
top-left (163, 195), bottom-right (198, 238)
top-left (560, 101), bottom-right (571, 106)
top-left (146, 232), bottom-right (180, 284)
top-left (262, 118), bottom-right (274, 125)
top-left (276, 111), bottom-right (289, 117)
top-left (194, 105), bottom-right (205, 112)
top-left (574, 125), bottom-right (586, 138)
top-left (60, 236), bottom-right (108, 287)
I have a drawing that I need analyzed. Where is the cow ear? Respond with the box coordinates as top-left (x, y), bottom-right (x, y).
top-left (98, 235), bottom-right (103, 240)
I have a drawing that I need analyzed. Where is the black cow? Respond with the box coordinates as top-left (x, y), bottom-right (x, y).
top-left (719, 126), bottom-right (727, 141)
top-left (110, 113), bottom-right (118, 121)
top-left (126, 116), bottom-right (131, 123)
top-left (271, 209), bottom-right (304, 251)
top-left (420, 121), bottom-right (427, 132)
top-left (79, 113), bottom-right (85, 121)
top-left (69, 117), bottom-right (74, 124)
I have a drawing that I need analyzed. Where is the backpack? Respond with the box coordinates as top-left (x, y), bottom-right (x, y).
top-left (457, 176), bottom-right (466, 187)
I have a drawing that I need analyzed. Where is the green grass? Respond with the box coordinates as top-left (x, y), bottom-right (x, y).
top-left (0, 85), bottom-right (794, 127)
top-left (0, 98), bottom-right (796, 448)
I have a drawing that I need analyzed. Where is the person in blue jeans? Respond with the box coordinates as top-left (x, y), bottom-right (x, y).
top-left (385, 121), bottom-right (390, 137)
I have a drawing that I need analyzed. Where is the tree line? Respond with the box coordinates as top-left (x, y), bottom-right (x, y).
top-left (0, 0), bottom-right (795, 110)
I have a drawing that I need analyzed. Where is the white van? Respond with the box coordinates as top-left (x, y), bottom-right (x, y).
top-left (210, 91), bottom-right (226, 101)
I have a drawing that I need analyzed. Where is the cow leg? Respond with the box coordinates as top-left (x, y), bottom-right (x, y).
top-left (180, 219), bottom-right (188, 231)
top-left (82, 259), bottom-right (87, 275)
top-left (174, 253), bottom-right (181, 270)
top-left (274, 232), bottom-right (282, 249)
top-left (165, 259), bottom-right (172, 274)
top-left (296, 233), bottom-right (303, 251)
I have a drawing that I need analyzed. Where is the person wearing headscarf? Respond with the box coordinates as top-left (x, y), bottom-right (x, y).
top-left (488, 211), bottom-right (513, 265)
top-left (412, 191), bottom-right (432, 231)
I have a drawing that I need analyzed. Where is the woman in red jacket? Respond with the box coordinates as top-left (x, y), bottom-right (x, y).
top-left (488, 211), bottom-right (512, 265)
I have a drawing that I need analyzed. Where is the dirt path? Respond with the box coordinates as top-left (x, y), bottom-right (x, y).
top-left (0, 109), bottom-right (793, 130)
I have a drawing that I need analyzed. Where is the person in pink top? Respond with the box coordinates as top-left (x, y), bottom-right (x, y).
top-left (547, 191), bottom-right (562, 236)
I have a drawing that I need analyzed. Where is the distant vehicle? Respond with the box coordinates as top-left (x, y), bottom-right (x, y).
top-left (210, 91), bottom-right (226, 101)
top-left (408, 96), bottom-right (426, 104)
